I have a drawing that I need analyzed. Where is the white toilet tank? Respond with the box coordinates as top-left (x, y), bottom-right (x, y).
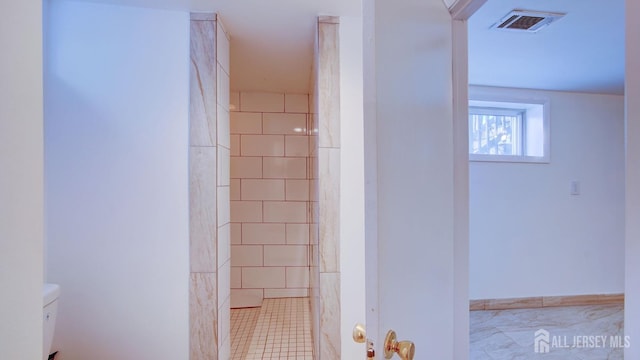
top-left (43, 284), bottom-right (60, 360)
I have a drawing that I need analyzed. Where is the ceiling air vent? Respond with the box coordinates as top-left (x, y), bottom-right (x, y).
top-left (491, 10), bottom-right (565, 33)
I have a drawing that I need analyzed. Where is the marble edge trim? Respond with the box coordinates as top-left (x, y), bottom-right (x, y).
top-left (318, 15), bottom-right (340, 24)
top-left (470, 294), bottom-right (625, 311)
top-left (216, 16), bottom-right (231, 39)
top-left (191, 12), bottom-right (217, 21)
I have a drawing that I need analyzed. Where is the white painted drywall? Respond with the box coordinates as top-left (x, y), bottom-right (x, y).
top-left (451, 19), bottom-right (470, 360)
top-left (368, 0), bottom-right (457, 357)
top-left (625, 0), bottom-right (640, 357)
top-left (469, 86), bottom-right (625, 299)
top-left (44, 2), bottom-right (190, 359)
top-left (0, 2), bottom-right (44, 359)
top-left (338, 15), bottom-right (367, 360)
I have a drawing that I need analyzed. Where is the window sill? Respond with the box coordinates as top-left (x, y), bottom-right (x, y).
top-left (469, 154), bottom-right (550, 163)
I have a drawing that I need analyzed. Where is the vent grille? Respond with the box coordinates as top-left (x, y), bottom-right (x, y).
top-left (492, 10), bottom-right (565, 33)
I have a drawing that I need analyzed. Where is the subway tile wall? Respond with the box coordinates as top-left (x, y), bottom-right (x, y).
top-left (230, 92), bottom-right (311, 308)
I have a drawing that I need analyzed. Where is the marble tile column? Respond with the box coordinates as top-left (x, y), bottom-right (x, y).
top-left (317, 16), bottom-right (341, 360)
top-left (189, 13), bottom-right (231, 360)
top-left (215, 17), bottom-right (232, 360)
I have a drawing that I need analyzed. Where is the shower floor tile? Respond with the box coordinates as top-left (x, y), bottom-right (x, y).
top-left (232, 297), bottom-right (313, 360)
top-left (231, 306), bottom-right (261, 360)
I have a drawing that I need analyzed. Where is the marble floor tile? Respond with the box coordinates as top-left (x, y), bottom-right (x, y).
top-left (470, 304), bottom-right (624, 359)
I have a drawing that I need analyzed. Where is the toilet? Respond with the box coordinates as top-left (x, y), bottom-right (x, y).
top-left (43, 284), bottom-right (60, 360)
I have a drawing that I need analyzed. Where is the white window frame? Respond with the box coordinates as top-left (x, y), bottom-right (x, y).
top-left (469, 89), bottom-right (550, 163)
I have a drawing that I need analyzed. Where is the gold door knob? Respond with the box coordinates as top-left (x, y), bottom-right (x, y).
top-left (352, 323), bottom-right (366, 343)
top-left (383, 330), bottom-right (415, 360)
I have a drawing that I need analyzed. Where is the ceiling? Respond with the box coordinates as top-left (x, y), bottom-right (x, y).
top-left (71, 0), bottom-right (361, 93)
top-left (468, 0), bottom-right (625, 95)
top-left (64, 0), bottom-right (624, 95)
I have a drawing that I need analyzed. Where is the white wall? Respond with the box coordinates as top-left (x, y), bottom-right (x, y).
top-left (367, 0), bottom-right (457, 357)
top-left (45, 2), bottom-right (190, 359)
top-left (0, 1), bottom-right (44, 359)
top-left (338, 15), bottom-right (366, 360)
top-left (625, 0), bottom-right (640, 357)
top-left (469, 86), bottom-right (625, 299)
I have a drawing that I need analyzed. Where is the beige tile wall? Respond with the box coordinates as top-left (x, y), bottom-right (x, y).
top-left (189, 13), bottom-right (230, 360)
top-left (230, 91), bottom-right (312, 308)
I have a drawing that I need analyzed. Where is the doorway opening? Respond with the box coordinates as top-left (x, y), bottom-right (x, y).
top-left (460, 0), bottom-right (626, 357)
top-left (228, 90), bottom-right (316, 360)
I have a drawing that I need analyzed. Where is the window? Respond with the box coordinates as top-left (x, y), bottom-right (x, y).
top-left (469, 107), bottom-right (523, 156)
top-left (468, 97), bottom-right (549, 163)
